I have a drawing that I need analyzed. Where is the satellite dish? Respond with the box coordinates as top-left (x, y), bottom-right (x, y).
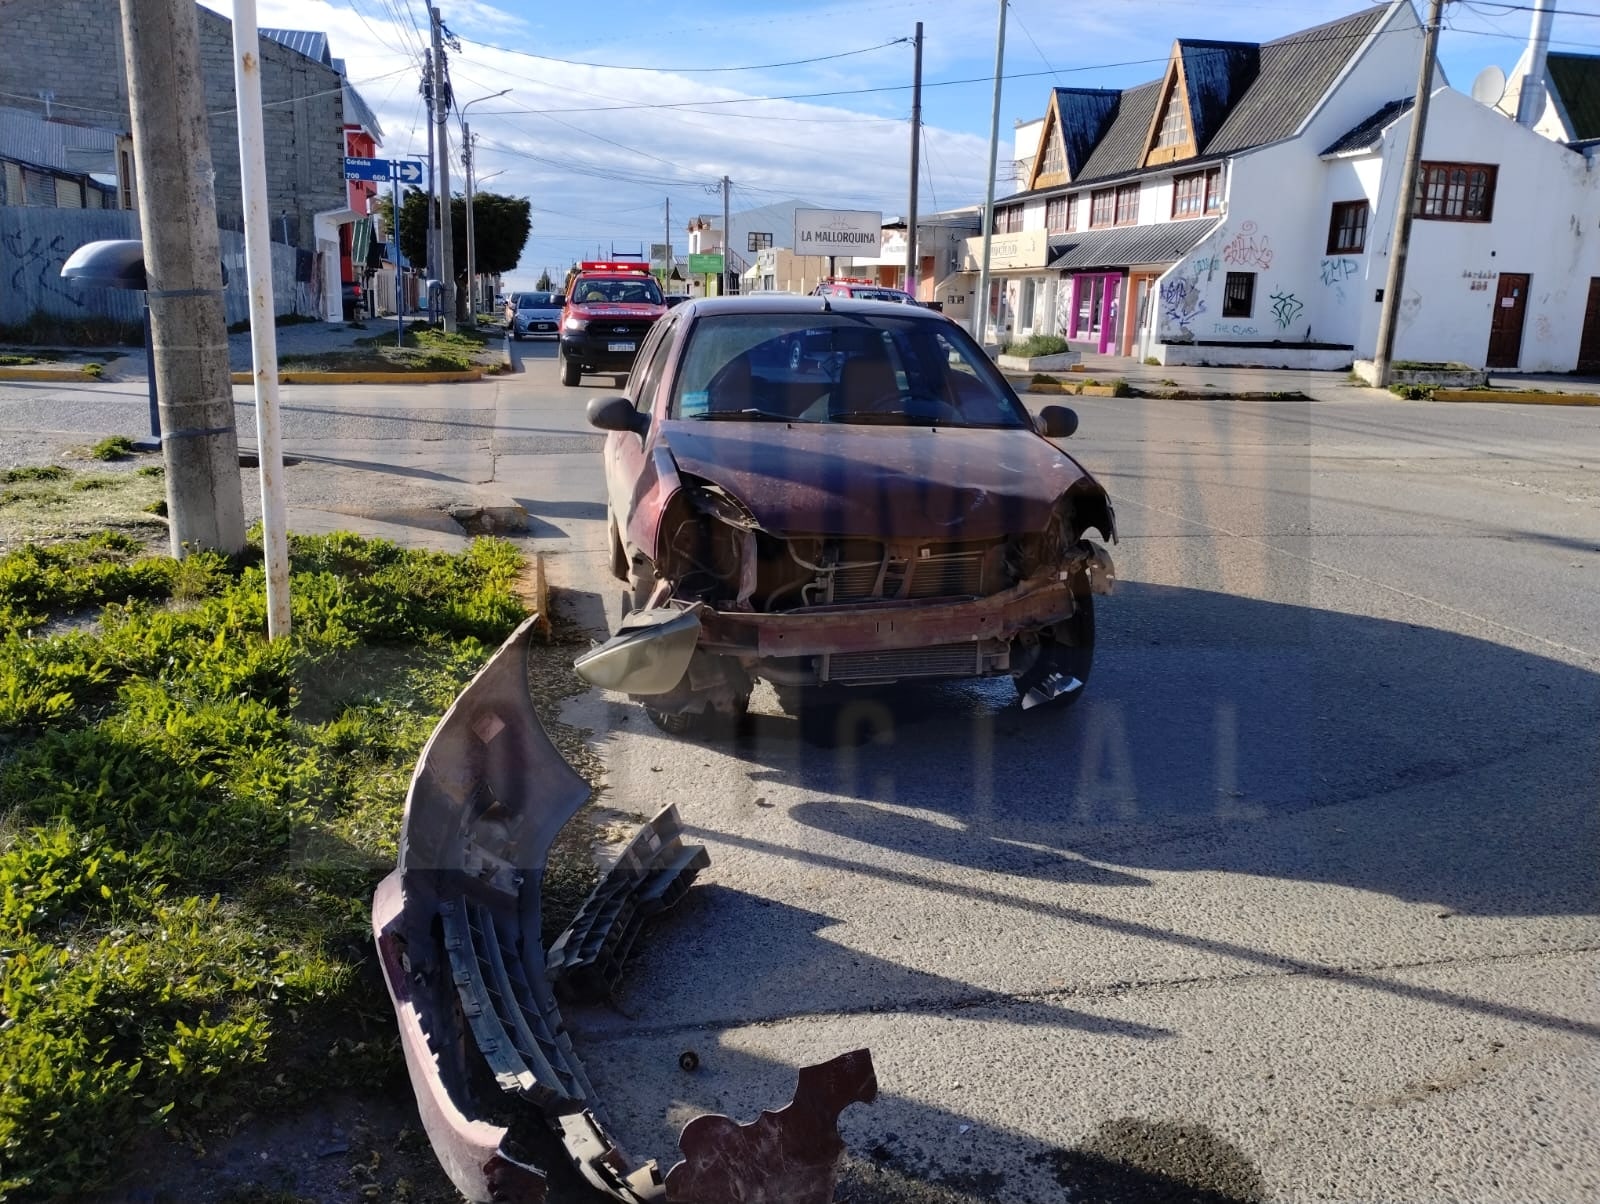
top-left (1471, 65), bottom-right (1507, 107)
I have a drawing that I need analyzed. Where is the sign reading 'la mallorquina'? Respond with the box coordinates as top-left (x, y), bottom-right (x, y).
top-left (794, 209), bottom-right (883, 256)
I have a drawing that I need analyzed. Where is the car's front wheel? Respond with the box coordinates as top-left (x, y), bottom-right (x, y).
top-left (560, 352), bottom-right (580, 386)
top-left (1012, 590), bottom-right (1094, 709)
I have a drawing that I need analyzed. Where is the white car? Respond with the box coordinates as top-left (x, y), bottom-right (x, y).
top-left (509, 291), bottom-right (562, 340)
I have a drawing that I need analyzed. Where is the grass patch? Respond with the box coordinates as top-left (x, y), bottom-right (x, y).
top-left (0, 355), bottom-right (48, 367)
top-left (1392, 360), bottom-right (1470, 372)
top-left (278, 325), bottom-right (498, 374)
top-left (89, 437), bottom-right (135, 462)
top-left (0, 464), bottom-right (165, 547)
top-left (0, 531), bottom-right (536, 1199)
top-left (1389, 383), bottom-right (1437, 400)
top-left (1001, 334), bottom-right (1069, 358)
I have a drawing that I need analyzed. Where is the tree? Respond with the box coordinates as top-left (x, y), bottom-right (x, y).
top-left (388, 188), bottom-right (531, 297)
top-left (536, 268), bottom-right (553, 291)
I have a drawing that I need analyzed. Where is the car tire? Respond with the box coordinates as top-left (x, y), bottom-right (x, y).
top-left (1012, 590), bottom-right (1094, 708)
top-left (560, 353), bottom-right (581, 387)
top-left (645, 693), bottom-right (750, 739)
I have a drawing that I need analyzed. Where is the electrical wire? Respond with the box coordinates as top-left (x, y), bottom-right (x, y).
top-left (452, 34), bottom-right (908, 74)
top-left (1007, 0), bottom-right (1066, 85)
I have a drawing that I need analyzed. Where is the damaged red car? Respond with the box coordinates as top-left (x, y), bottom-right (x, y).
top-left (577, 295), bottom-right (1117, 735)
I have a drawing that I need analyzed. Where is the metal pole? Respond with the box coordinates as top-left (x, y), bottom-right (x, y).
top-left (463, 123), bottom-right (476, 327)
top-left (1372, 0), bottom-right (1444, 389)
top-left (432, 7), bottom-right (457, 332)
top-left (393, 173), bottom-right (404, 346)
top-left (975, 0), bottom-right (1007, 349)
top-left (141, 299), bottom-right (160, 440)
top-left (906, 21), bottom-right (923, 297)
top-left (721, 175), bottom-right (731, 295)
top-left (665, 195), bottom-right (671, 289)
top-left (229, 0), bottom-right (290, 638)
top-left (118, 0), bottom-right (245, 556)
top-left (424, 49), bottom-right (436, 312)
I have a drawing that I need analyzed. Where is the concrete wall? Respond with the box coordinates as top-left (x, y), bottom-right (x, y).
top-left (0, 0), bottom-right (347, 250)
top-left (1, 204), bottom-right (318, 326)
top-left (1359, 88), bottom-right (1600, 372)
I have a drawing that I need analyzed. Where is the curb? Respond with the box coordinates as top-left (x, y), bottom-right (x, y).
top-left (1430, 389), bottom-right (1600, 406)
top-left (0, 366), bottom-right (103, 382)
top-left (230, 368), bottom-right (484, 385)
top-left (516, 552), bottom-right (551, 637)
top-left (1022, 380), bottom-right (1310, 402)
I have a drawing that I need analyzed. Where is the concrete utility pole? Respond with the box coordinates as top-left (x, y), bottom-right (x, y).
top-left (424, 50), bottom-right (437, 293)
top-left (906, 21), bottom-right (923, 297)
top-left (974, 0), bottom-right (1007, 349)
top-left (432, 6), bottom-right (457, 332)
top-left (462, 124), bottom-right (476, 325)
top-left (117, 0), bottom-right (245, 556)
top-left (665, 195), bottom-right (673, 289)
top-left (1372, 0), bottom-right (1445, 389)
top-left (721, 174), bottom-right (732, 295)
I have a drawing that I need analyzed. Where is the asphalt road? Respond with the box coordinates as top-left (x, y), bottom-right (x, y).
top-left (3, 340), bottom-right (1596, 1201)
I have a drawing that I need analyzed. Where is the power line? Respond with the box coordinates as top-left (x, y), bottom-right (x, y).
top-left (1008, 1), bottom-right (1066, 85)
top-left (454, 34), bottom-right (908, 74)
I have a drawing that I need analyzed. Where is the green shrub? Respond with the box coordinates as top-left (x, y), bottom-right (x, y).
top-left (1003, 334), bottom-right (1069, 359)
top-left (89, 436), bottom-right (135, 461)
top-left (1, 466), bottom-right (68, 485)
top-left (82, 363), bottom-right (105, 379)
top-left (0, 532), bottom-right (527, 1196)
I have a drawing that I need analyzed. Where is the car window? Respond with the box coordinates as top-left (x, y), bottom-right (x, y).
top-left (627, 315), bottom-right (676, 416)
top-left (668, 312), bottom-right (1030, 428)
top-left (572, 278), bottom-right (664, 305)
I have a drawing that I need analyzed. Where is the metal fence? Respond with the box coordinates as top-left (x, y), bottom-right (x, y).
top-left (1, 205), bottom-right (320, 328)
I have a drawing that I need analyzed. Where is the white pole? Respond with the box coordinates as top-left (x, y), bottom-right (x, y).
top-left (229, 0), bottom-right (290, 638)
top-left (974, 0), bottom-right (1007, 350)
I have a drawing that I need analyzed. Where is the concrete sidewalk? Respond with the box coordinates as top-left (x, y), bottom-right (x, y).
top-left (1051, 354), bottom-right (1385, 402)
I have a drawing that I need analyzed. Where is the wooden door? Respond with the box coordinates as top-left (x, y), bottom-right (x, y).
top-left (1577, 279), bottom-right (1600, 372)
top-left (1487, 272), bottom-right (1530, 369)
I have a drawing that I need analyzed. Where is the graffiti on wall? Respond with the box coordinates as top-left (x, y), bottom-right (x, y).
top-left (2, 230), bottom-right (87, 312)
top-left (1213, 323), bottom-right (1258, 336)
top-left (1535, 314), bottom-right (1553, 342)
top-left (1319, 258), bottom-right (1358, 286)
top-left (1268, 290), bottom-right (1303, 330)
top-left (1191, 255), bottom-right (1221, 276)
top-left (1160, 273), bottom-right (1206, 331)
top-left (1398, 288), bottom-right (1422, 329)
top-left (1222, 221), bottom-right (1273, 270)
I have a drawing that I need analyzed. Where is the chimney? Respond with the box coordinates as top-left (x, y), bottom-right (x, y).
top-left (1515, 0), bottom-right (1557, 127)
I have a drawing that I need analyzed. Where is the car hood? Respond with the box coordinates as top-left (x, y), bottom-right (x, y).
top-left (659, 420), bottom-right (1094, 541)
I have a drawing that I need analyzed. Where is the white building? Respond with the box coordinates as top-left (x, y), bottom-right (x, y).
top-left (971, 0), bottom-right (1600, 372)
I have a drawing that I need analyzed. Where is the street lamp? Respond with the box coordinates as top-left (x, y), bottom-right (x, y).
top-left (459, 89), bottom-right (510, 325)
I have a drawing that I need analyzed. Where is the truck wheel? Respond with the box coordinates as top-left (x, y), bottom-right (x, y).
top-left (560, 353), bottom-right (580, 386)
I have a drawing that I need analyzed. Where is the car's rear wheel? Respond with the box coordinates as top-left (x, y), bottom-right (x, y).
top-left (1012, 590), bottom-right (1094, 709)
top-left (560, 352), bottom-right (580, 386)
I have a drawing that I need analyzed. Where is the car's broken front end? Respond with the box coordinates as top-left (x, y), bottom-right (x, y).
top-left (584, 471), bottom-right (1116, 720)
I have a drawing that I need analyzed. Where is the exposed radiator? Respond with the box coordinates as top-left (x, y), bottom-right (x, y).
top-left (822, 641), bottom-right (984, 685)
top-left (906, 551), bottom-right (985, 598)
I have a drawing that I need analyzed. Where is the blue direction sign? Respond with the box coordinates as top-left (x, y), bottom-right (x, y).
top-left (343, 156), bottom-right (390, 182)
top-left (343, 157), bottom-right (426, 184)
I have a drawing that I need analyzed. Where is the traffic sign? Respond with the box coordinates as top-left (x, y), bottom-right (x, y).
top-left (343, 157), bottom-right (426, 185)
top-left (343, 156), bottom-right (390, 182)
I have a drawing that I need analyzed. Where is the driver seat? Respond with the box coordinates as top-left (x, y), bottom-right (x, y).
top-left (834, 352), bottom-right (898, 417)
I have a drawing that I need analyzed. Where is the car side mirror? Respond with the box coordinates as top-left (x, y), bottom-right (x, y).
top-left (1037, 405), bottom-right (1079, 439)
top-left (588, 395), bottom-right (647, 435)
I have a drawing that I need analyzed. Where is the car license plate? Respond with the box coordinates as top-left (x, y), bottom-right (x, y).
top-left (607, 341), bottom-right (635, 352)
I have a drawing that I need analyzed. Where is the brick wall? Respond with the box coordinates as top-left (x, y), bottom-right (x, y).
top-left (0, 0), bottom-right (348, 249)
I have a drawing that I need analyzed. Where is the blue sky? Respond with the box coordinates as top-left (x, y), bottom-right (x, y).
top-left (202, 0), bottom-right (1600, 289)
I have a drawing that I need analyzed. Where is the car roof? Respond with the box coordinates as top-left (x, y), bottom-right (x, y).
top-left (677, 295), bottom-right (943, 321)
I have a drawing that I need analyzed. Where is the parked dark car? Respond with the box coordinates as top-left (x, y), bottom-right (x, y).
top-left (577, 295), bottom-right (1116, 737)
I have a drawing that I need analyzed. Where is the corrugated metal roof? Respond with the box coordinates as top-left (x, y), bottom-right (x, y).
top-left (260, 29), bottom-right (331, 66)
top-left (1178, 40), bottom-right (1260, 149)
top-left (1320, 96), bottom-right (1413, 155)
top-left (1075, 80), bottom-right (1164, 182)
top-left (1204, 6), bottom-right (1389, 154)
top-left (1053, 88), bottom-right (1122, 179)
top-left (1017, 4), bottom-right (1389, 195)
top-left (1546, 52), bottom-right (1600, 141)
top-left (0, 106), bottom-right (118, 173)
top-left (1047, 216), bottom-right (1220, 271)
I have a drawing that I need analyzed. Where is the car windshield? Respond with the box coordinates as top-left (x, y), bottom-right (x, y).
top-left (668, 312), bottom-right (1031, 428)
top-left (519, 293), bottom-right (557, 310)
top-left (571, 278), bottom-right (663, 305)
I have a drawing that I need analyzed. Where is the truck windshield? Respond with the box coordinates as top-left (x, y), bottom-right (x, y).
top-left (571, 279), bottom-right (663, 305)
